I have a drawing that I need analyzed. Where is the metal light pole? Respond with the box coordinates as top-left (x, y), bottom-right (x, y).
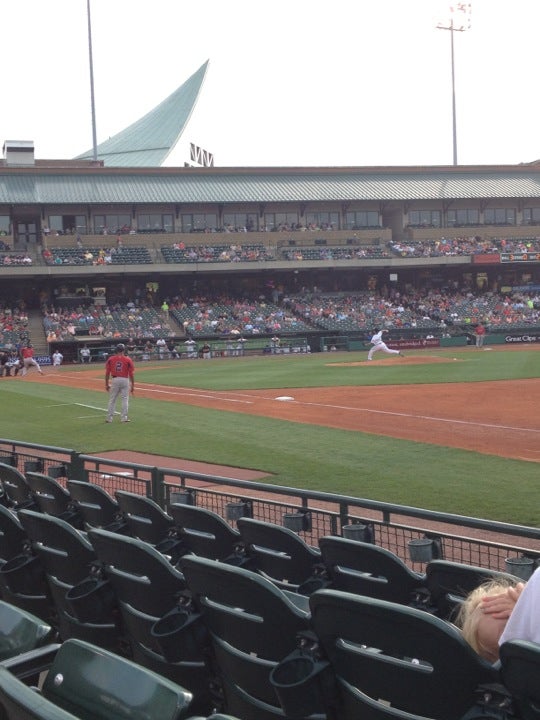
top-left (437, 4), bottom-right (471, 165)
top-left (86, 0), bottom-right (98, 161)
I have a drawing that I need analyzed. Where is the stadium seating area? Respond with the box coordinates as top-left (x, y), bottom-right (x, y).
top-left (0, 459), bottom-right (537, 720)
top-left (0, 305), bottom-right (30, 349)
top-left (280, 245), bottom-right (391, 261)
top-left (32, 236), bottom-right (540, 270)
top-left (161, 243), bottom-right (275, 263)
top-left (389, 236), bottom-right (540, 258)
top-left (170, 296), bottom-right (312, 336)
top-left (0, 253), bottom-right (32, 266)
top-left (42, 303), bottom-right (172, 341)
top-left (1, 283), bottom-right (539, 361)
top-left (282, 288), bottom-right (540, 332)
top-left (1, 284), bottom-right (539, 360)
top-left (43, 246), bottom-right (153, 265)
top-left (34, 288), bottom-right (540, 348)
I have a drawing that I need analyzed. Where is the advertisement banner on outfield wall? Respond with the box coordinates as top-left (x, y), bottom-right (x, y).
top-left (500, 252), bottom-right (540, 263)
top-left (504, 334), bottom-right (540, 344)
top-left (472, 254), bottom-right (500, 264)
top-left (391, 339), bottom-right (441, 350)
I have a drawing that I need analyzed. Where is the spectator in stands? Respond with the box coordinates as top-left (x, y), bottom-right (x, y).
top-left (482, 567), bottom-right (540, 647)
top-left (456, 573), bottom-right (535, 662)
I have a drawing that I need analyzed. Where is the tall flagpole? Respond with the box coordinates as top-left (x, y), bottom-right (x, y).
top-left (87, 0), bottom-right (98, 161)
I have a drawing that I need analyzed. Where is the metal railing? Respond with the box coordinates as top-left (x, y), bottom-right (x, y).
top-left (1, 439), bottom-right (538, 575)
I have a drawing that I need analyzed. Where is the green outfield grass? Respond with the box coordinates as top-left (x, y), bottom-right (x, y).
top-left (2, 347), bottom-right (539, 526)
top-left (130, 346), bottom-right (540, 389)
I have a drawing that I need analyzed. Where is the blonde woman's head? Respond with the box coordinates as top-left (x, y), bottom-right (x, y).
top-left (456, 579), bottom-right (515, 662)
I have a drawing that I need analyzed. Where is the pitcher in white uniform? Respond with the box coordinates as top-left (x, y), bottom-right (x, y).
top-left (367, 328), bottom-right (404, 361)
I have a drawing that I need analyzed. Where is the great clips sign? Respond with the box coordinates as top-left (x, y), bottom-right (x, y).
top-left (504, 334), bottom-right (540, 344)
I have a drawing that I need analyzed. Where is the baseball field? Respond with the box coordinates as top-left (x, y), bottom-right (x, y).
top-left (3, 344), bottom-right (539, 526)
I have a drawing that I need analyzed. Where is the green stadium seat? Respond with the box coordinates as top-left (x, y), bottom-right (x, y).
top-left (500, 640), bottom-right (540, 720)
top-left (0, 638), bottom-right (193, 720)
top-left (0, 601), bottom-right (54, 661)
top-left (308, 589), bottom-right (499, 720)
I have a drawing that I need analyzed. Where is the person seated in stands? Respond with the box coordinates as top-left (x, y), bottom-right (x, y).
top-left (456, 579), bottom-right (520, 662)
top-left (483, 566), bottom-right (540, 647)
top-left (456, 569), bottom-right (540, 662)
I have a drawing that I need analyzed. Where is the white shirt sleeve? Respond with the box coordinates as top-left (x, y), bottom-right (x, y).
top-left (499, 567), bottom-right (540, 645)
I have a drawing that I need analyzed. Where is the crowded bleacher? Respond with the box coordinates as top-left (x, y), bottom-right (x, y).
top-left (33, 235), bottom-right (540, 267)
top-left (42, 302), bottom-right (172, 342)
top-left (32, 287), bottom-right (540, 349)
top-left (0, 304), bottom-right (30, 348)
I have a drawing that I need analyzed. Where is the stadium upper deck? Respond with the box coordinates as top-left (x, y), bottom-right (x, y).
top-left (1, 150), bottom-right (540, 307)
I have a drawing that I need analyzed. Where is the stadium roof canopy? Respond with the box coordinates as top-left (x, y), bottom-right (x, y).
top-left (2, 164), bottom-right (540, 205)
top-left (75, 61), bottom-right (209, 167)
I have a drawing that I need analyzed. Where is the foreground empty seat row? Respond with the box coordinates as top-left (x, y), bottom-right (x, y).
top-left (0, 465), bottom-right (523, 627)
top-left (0, 635), bottom-right (241, 720)
top-left (0, 505), bottom-right (537, 720)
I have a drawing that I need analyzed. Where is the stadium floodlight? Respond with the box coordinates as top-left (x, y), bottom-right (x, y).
top-left (437, 3), bottom-right (472, 165)
top-left (86, 0), bottom-right (98, 162)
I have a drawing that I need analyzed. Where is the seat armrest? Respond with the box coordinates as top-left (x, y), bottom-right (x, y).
top-left (0, 643), bottom-right (61, 681)
top-left (282, 589), bottom-right (310, 613)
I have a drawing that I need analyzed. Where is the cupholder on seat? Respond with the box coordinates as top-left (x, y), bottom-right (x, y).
top-left (151, 605), bottom-right (207, 662)
top-left (65, 577), bottom-right (116, 623)
top-left (270, 650), bottom-right (334, 719)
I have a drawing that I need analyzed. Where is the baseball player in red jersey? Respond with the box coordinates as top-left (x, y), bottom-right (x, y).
top-left (104, 343), bottom-right (135, 423)
top-left (20, 344), bottom-right (43, 376)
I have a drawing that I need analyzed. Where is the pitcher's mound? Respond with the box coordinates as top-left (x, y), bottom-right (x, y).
top-left (330, 356), bottom-right (461, 367)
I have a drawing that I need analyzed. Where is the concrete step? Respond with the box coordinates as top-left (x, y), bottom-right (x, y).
top-left (26, 310), bottom-right (48, 351)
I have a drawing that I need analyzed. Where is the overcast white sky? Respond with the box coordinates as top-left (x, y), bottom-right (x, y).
top-left (3, 0), bottom-right (539, 168)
